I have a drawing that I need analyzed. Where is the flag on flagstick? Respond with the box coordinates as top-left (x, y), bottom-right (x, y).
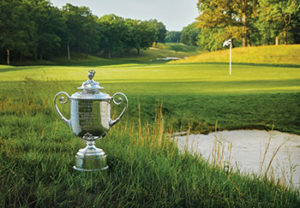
top-left (223, 39), bottom-right (232, 75)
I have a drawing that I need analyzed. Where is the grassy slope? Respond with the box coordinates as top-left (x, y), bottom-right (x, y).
top-left (173, 44), bottom-right (300, 65)
top-left (10, 44), bottom-right (201, 66)
top-left (0, 44), bottom-right (300, 207)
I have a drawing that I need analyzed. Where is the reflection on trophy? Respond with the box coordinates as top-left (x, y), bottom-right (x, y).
top-left (54, 70), bottom-right (128, 171)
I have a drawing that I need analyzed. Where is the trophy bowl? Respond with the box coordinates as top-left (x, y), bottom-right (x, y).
top-left (54, 70), bottom-right (128, 171)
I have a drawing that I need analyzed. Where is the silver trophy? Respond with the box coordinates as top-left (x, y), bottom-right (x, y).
top-left (54, 70), bottom-right (128, 171)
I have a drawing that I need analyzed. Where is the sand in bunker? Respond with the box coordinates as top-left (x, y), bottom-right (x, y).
top-left (174, 130), bottom-right (300, 188)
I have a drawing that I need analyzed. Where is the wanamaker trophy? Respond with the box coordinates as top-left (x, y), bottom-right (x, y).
top-left (54, 70), bottom-right (128, 171)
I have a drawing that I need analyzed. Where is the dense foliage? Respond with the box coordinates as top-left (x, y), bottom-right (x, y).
top-left (0, 0), bottom-right (166, 64)
top-left (165, 31), bottom-right (181, 43)
top-left (180, 0), bottom-right (299, 51)
top-left (180, 23), bottom-right (201, 46)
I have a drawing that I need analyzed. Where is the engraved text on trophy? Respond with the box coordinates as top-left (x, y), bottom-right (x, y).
top-left (77, 100), bottom-right (107, 137)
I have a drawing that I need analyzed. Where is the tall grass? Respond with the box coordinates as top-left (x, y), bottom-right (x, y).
top-left (258, 130), bottom-right (294, 188)
top-left (0, 81), bottom-right (299, 207)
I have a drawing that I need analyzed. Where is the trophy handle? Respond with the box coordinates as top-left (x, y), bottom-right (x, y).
top-left (109, 92), bottom-right (128, 127)
top-left (54, 91), bottom-right (71, 127)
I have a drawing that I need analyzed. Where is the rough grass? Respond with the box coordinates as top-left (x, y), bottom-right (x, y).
top-left (173, 44), bottom-right (300, 65)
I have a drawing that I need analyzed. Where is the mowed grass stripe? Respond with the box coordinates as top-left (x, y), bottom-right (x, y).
top-left (0, 63), bottom-right (299, 83)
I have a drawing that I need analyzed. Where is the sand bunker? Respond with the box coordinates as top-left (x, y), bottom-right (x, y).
top-left (174, 130), bottom-right (300, 188)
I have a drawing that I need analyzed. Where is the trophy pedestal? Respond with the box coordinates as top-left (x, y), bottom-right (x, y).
top-left (73, 141), bottom-right (108, 171)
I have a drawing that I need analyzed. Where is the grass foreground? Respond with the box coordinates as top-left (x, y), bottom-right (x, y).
top-left (0, 111), bottom-right (299, 207)
top-left (0, 45), bottom-right (300, 207)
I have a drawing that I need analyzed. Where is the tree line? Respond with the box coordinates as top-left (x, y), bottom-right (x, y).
top-left (0, 0), bottom-right (167, 64)
top-left (179, 0), bottom-right (299, 51)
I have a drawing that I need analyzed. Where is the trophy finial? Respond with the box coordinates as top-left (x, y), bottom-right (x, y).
top-left (88, 69), bottom-right (96, 80)
top-left (78, 69), bottom-right (103, 92)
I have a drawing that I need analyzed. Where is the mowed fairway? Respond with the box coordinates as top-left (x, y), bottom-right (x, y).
top-left (1, 63), bottom-right (299, 92)
top-left (1, 62), bottom-right (300, 133)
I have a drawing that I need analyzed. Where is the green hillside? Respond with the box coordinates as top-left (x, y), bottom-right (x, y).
top-left (173, 45), bottom-right (300, 65)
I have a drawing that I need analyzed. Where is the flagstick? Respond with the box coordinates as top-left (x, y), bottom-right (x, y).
top-left (229, 41), bottom-right (232, 75)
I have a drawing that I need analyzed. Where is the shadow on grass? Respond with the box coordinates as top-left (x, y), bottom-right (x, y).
top-left (60, 59), bottom-right (169, 67)
top-left (2, 59), bottom-right (299, 73)
top-left (0, 60), bottom-right (170, 73)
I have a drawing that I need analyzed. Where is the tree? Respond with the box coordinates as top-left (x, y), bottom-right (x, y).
top-left (62, 4), bottom-right (100, 59)
top-left (0, 0), bottom-right (34, 64)
top-left (147, 19), bottom-right (167, 45)
top-left (124, 19), bottom-right (157, 55)
top-left (234, 0), bottom-right (259, 47)
top-left (165, 31), bottom-right (181, 43)
top-left (124, 18), bottom-right (142, 55)
top-left (290, 11), bottom-right (300, 44)
top-left (156, 21), bottom-right (167, 43)
top-left (258, 0), bottom-right (299, 45)
top-left (98, 14), bottom-right (127, 58)
top-left (196, 0), bottom-right (258, 47)
top-left (0, 1), bottom-right (167, 63)
top-left (137, 20), bottom-right (157, 53)
top-left (181, 22), bottom-right (201, 46)
top-left (23, 0), bottom-right (65, 60)
top-left (197, 28), bottom-right (228, 51)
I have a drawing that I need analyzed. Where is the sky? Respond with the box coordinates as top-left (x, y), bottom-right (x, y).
top-left (49, 0), bottom-right (199, 31)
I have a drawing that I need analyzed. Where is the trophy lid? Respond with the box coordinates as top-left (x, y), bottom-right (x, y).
top-left (71, 70), bottom-right (111, 100)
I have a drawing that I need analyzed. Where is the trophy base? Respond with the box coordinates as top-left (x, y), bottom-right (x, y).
top-left (73, 141), bottom-right (108, 171)
top-left (73, 166), bottom-right (108, 172)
